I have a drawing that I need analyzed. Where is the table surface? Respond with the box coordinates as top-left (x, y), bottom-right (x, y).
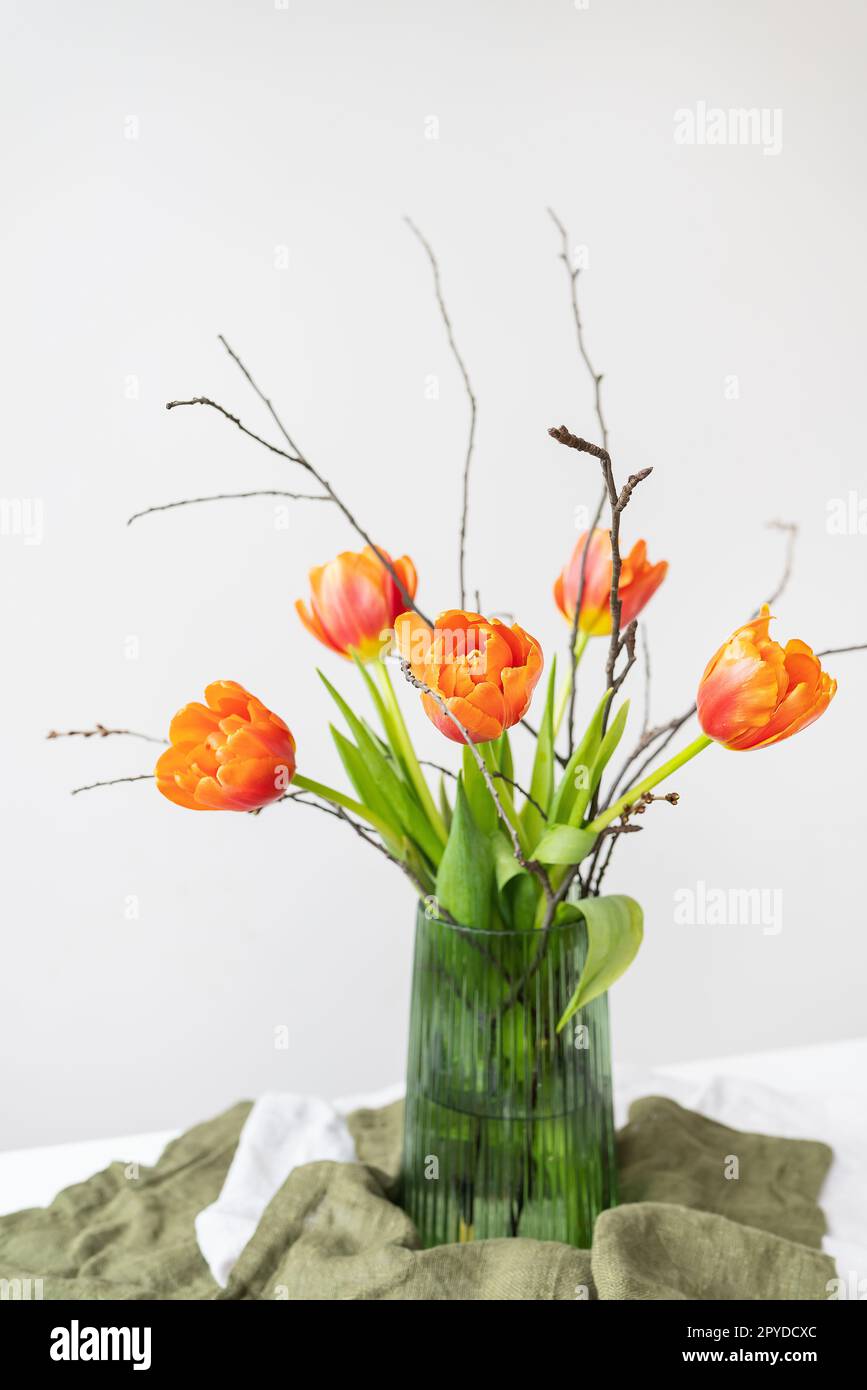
top-left (2, 1037), bottom-right (864, 1288)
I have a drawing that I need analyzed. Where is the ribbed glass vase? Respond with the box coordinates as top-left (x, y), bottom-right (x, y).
top-left (401, 906), bottom-right (617, 1249)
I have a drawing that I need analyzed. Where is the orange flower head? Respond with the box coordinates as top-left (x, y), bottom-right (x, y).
top-left (394, 609), bottom-right (544, 745)
top-left (697, 606), bottom-right (836, 751)
top-left (155, 681), bottom-right (296, 811)
top-left (554, 529), bottom-right (668, 636)
top-left (296, 545), bottom-right (418, 662)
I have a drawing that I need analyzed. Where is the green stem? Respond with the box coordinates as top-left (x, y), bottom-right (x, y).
top-left (588, 734), bottom-right (713, 834)
top-left (292, 772), bottom-right (395, 843)
top-left (373, 659), bottom-right (448, 845)
top-left (480, 741), bottom-right (532, 857)
top-left (553, 629), bottom-right (590, 738)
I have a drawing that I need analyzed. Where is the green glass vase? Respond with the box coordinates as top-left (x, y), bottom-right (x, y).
top-left (400, 905), bottom-right (617, 1248)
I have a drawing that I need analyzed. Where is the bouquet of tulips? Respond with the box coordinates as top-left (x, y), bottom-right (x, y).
top-left (59, 222), bottom-right (846, 1039)
top-left (146, 497), bottom-right (835, 1030)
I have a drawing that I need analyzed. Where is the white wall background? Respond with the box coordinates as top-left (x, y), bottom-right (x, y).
top-left (2, 0), bottom-right (865, 1148)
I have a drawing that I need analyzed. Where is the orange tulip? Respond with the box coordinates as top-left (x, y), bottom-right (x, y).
top-left (296, 545), bottom-right (418, 662)
top-left (155, 681), bottom-right (296, 811)
top-left (697, 606), bottom-right (836, 751)
top-left (554, 529), bottom-right (668, 636)
top-left (394, 609), bottom-right (543, 744)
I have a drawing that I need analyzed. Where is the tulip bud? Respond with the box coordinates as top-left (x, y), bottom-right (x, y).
top-left (697, 606), bottom-right (836, 750)
top-left (156, 681), bottom-right (296, 811)
top-left (296, 546), bottom-right (417, 662)
top-left (395, 609), bottom-right (543, 744)
top-left (554, 529), bottom-right (668, 636)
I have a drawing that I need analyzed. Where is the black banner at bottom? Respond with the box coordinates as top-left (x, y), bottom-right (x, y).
top-left (0, 1296), bottom-right (863, 1372)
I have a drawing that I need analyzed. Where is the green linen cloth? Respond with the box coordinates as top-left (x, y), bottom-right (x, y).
top-left (0, 1096), bottom-right (835, 1301)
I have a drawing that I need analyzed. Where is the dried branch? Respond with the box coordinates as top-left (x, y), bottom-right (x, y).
top-left (761, 521), bottom-right (798, 610)
top-left (165, 397), bottom-right (303, 464)
top-left (419, 759), bottom-right (457, 780)
top-left (590, 792), bottom-right (679, 894)
top-left (610, 618), bottom-right (639, 701)
top-left (48, 725), bottom-right (167, 745)
top-left (549, 426), bottom-right (652, 725)
top-left (546, 209), bottom-right (609, 450)
top-left (280, 790), bottom-right (437, 905)
top-left (128, 490), bottom-right (330, 526)
top-left (816, 643), bottom-right (867, 658)
top-left (405, 217), bottom-right (477, 608)
top-left (217, 334), bottom-right (307, 459)
top-left (71, 774), bottom-right (154, 796)
top-left (491, 771), bottom-right (547, 822)
top-left (401, 754), bottom-right (547, 814)
top-left (166, 348), bottom-right (431, 625)
top-left (641, 626), bottom-right (652, 735)
top-left (547, 209), bottom-right (612, 757)
top-left (604, 703), bottom-right (695, 816)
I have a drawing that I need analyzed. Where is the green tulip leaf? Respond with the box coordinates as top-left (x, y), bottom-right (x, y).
top-left (434, 779), bottom-right (494, 932)
top-left (549, 688), bottom-right (613, 825)
top-left (556, 894), bottom-right (644, 1030)
top-left (489, 827), bottom-right (528, 892)
top-left (319, 670), bottom-right (442, 866)
top-left (568, 699), bottom-right (630, 828)
top-left (438, 774), bottom-right (453, 832)
top-left (521, 657), bottom-right (556, 847)
top-left (462, 743), bottom-right (498, 836)
top-left (493, 730), bottom-right (514, 785)
top-left (531, 822), bottom-right (597, 866)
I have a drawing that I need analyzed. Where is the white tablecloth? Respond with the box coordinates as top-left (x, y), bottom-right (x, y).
top-left (1, 1038), bottom-right (864, 1292)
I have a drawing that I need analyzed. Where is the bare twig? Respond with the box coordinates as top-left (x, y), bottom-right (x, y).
top-left (590, 792), bottom-right (679, 894)
top-left (546, 210), bottom-right (609, 450)
top-left (165, 397), bottom-right (303, 464)
top-left (641, 626), bottom-right (652, 735)
top-left (760, 521), bottom-right (798, 610)
top-left (48, 725), bottom-right (167, 745)
top-left (167, 351), bottom-right (431, 624)
top-left (816, 643), bottom-right (867, 658)
top-left (71, 774), bottom-right (154, 796)
top-left (549, 426), bottom-right (652, 728)
top-left (605, 704), bottom-right (695, 816)
top-left (405, 217), bottom-right (477, 608)
top-left (610, 618), bottom-right (639, 701)
top-left (547, 209), bottom-right (612, 757)
top-left (562, 494), bottom-right (606, 756)
top-left (419, 759), bottom-right (458, 780)
top-left (280, 790), bottom-right (437, 904)
top-left (405, 755), bottom-right (547, 812)
top-left (217, 333), bottom-right (307, 459)
top-left (491, 771), bottom-right (548, 822)
top-left (128, 490), bottom-right (330, 526)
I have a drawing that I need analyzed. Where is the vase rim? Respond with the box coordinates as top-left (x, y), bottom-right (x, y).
top-left (415, 901), bottom-right (586, 939)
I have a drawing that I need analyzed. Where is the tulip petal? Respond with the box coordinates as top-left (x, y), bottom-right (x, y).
top-left (394, 610), bottom-right (432, 680)
top-left (156, 683), bottom-right (296, 812)
top-left (298, 546), bottom-right (418, 662)
top-left (697, 608), bottom-right (836, 752)
top-left (295, 598), bottom-right (345, 657)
